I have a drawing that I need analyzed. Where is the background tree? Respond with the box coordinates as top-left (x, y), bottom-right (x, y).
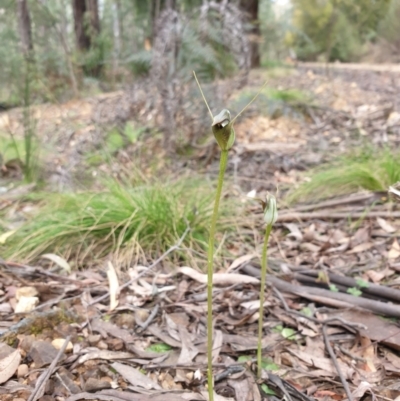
top-left (240, 0), bottom-right (260, 68)
top-left (289, 0), bottom-right (392, 61)
top-left (16, 0), bottom-right (33, 61)
top-left (379, 0), bottom-right (400, 59)
top-left (72, 0), bottom-right (103, 77)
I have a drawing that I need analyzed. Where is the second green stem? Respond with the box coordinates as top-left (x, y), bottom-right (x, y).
top-left (257, 223), bottom-right (272, 378)
top-left (207, 149), bottom-right (228, 401)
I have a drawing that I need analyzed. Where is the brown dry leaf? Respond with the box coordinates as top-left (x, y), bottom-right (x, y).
top-left (284, 223), bottom-right (303, 241)
top-left (388, 239), bottom-right (400, 259)
top-left (384, 351), bottom-right (400, 373)
top-left (111, 361), bottom-right (162, 390)
top-left (177, 326), bottom-right (198, 364)
top-left (107, 261), bottom-right (120, 311)
top-left (331, 228), bottom-right (349, 245)
top-left (359, 336), bottom-right (377, 372)
top-left (364, 269), bottom-right (385, 283)
top-left (228, 377), bottom-right (257, 401)
top-left (314, 389), bottom-right (342, 400)
top-left (348, 242), bottom-right (374, 254)
top-left (66, 389), bottom-right (202, 401)
top-left (0, 344), bottom-right (21, 384)
top-left (178, 267), bottom-right (259, 285)
top-left (329, 310), bottom-right (400, 350)
top-left (212, 330), bottom-right (223, 362)
top-left (222, 334), bottom-right (273, 351)
top-left (77, 350), bottom-right (134, 365)
top-left (303, 224), bottom-right (316, 242)
top-left (201, 391), bottom-right (234, 401)
top-left (288, 348), bottom-right (354, 379)
top-left (227, 254), bottom-right (255, 272)
top-left (147, 325), bottom-right (183, 348)
top-left (299, 242), bottom-right (320, 253)
top-left (377, 217), bottom-right (396, 233)
top-left (351, 381), bottom-right (373, 400)
top-left (91, 318), bottom-right (136, 343)
top-left (41, 253), bottom-right (72, 273)
top-left (351, 226), bottom-right (370, 246)
top-left (159, 371), bottom-right (181, 390)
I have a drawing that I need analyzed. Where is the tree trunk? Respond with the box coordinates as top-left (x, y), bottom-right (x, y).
top-left (87, 0), bottom-right (101, 38)
top-left (16, 0), bottom-right (34, 60)
top-left (72, 0), bottom-right (90, 51)
top-left (72, 0), bottom-right (102, 77)
top-left (240, 0), bottom-right (260, 68)
top-left (112, 0), bottom-right (122, 83)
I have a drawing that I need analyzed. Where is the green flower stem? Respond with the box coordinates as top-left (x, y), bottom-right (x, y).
top-left (257, 223), bottom-right (272, 379)
top-left (207, 149), bottom-right (228, 401)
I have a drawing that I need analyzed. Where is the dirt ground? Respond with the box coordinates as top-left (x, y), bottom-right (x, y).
top-left (1, 63), bottom-right (400, 401)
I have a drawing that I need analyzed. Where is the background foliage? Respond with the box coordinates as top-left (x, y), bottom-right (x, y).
top-left (0, 0), bottom-right (399, 110)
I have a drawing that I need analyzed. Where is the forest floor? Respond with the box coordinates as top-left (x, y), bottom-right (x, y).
top-left (1, 63), bottom-right (400, 401)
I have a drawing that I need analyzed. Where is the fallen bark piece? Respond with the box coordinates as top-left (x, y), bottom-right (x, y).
top-left (111, 362), bottom-right (162, 390)
top-left (327, 310), bottom-right (400, 351)
top-left (29, 340), bottom-right (60, 368)
top-left (84, 377), bottom-right (112, 392)
top-left (57, 367), bottom-right (81, 394)
top-left (178, 266), bottom-right (259, 285)
top-left (0, 344), bottom-right (21, 384)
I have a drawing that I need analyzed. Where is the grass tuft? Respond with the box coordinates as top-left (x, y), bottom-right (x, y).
top-left (288, 148), bottom-right (400, 203)
top-left (3, 177), bottom-right (235, 267)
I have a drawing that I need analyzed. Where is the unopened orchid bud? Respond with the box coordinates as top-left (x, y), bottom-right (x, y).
top-left (263, 194), bottom-right (278, 225)
top-left (212, 109), bottom-right (235, 151)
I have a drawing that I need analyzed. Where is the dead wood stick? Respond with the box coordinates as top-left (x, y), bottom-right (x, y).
top-left (66, 392), bottom-right (133, 401)
top-left (288, 192), bottom-right (384, 213)
top-left (90, 226), bottom-right (190, 306)
top-left (322, 325), bottom-right (353, 401)
top-left (294, 271), bottom-right (400, 303)
top-left (269, 276), bottom-right (400, 318)
top-left (135, 304), bottom-right (159, 333)
top-left (27, 336), bottom-right (71, 401)
top-left (277, 210), bottom-right (400, 222)
top-left (272, 287), bottom-right (366, 330)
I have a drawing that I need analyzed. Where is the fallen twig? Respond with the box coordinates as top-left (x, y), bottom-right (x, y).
top-left (269, 276), bottom-right (400, 318)
top-left (27, 336), bottom-right (71, 401)
top-left (135, 304), bottom-right (159, 334)
top-left (322, 325), bottom-right (353, 401)
top-left (288, 192), bottom-right (384, 213)
top-left (272, 287), bottom-right (366, 331)
top-left (277, 210), bottom-right (400, 222)
top-left (294, 271), bottom-right (400, 303)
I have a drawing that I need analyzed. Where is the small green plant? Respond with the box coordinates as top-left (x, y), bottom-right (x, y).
top-left (288, 148), bottom-right (400, 203)
top-left (256, 194), bottom-right (278, 379)
top-left (329, 284), bottom-right (339, 292)
top-left (194, 72), bottom-right (267, 401)
top-left (272, 324), bottom-right (296, 340)
top-left (146, 343), bottom-right (172, 353)
top-left (355, 278), bottom-right (369, 288)
top-left (347, 287), bottom-right (362, 297)
top-left (261, 384), bottom-right (277, 396)
top-left (300, 306), bottom-right (313, 317)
